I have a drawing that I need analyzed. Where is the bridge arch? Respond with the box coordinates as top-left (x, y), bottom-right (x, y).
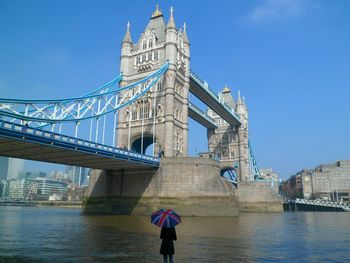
top-left (131, 132), bottom-right (157, 155)
top-left (220, 167), bottom-right (238, 188)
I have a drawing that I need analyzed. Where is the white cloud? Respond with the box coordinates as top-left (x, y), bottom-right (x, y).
top-left (245, 0), bottom-right (307, 24)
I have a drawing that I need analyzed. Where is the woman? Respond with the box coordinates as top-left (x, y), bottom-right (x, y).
top-left (160, 227), bottom-right (177, 263)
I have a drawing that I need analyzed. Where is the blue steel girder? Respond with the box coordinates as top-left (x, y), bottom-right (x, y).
top-left (248, 140), bottom-right (261, 180)
top-left (0, 63), bottom-right (169, 127)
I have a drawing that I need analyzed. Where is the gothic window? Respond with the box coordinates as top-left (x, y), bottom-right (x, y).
top-left (139, 107), bottom-right (144, 119)
top-left (173, 130), bottom-right (183, 152)
top-left (132, 110), bottom-right (137, 120)
top-left (154, 51), bottom-right (158, 60)
top-left (222, 134), bottom-right (229, 144)
top-left (142, 53), bottom-right (146, 62)
top-left (139, 102), bottom-right (150, 119)
top-left (144, 103), bottom-right (150, 119)
top-left (147, 52), bottom-right (152, 61)
top-left (149, 40), bottom-right (153, 48)
top-left (157, 81), bottom-right (163, 91)
top-left (143, 41), bottom-right (147, 50)
top-left (136, 56), bottom-right (141, 64)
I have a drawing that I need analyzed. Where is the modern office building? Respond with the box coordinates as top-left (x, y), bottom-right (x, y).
top-left (65, 165), bottom-right (90, 186)
top-left (0, 157), bottom-right (25, 180)
top-left (34, 178), bottom-right (68, 200)
top-left (18, 171), bottom-right (47, 180)
top-left (0, 180), bottom-right (7, 197)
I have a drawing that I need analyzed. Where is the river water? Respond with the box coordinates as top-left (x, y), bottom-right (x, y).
top-left (0, 206), bottom-right (349, 263)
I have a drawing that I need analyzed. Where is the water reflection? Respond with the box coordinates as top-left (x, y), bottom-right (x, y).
top-left (0, 207), bottom-right (350, 262)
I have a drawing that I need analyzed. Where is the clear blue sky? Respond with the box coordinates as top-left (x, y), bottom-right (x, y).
top-left (0, 0), bottom-right (349, 178)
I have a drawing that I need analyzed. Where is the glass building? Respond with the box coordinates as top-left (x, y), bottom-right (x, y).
top-left (34, 178), bottom-right (68, 200)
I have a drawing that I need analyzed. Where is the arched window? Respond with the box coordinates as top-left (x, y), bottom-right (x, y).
top-left (147, 52), bottom-right (152, 61)
top-left (142, 53), bottom-right (146, 62)
top-left (154, 51), bottom-right (158, 60)
top-left (143, 41), bottom-right (147, 50)
top-left (149, 40), bottom-right (153, 48)
top-left (136, 56), bottom-right (141, 64)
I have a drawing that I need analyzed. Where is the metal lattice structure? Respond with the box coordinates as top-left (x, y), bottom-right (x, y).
top-left (0, 63), bottom-right (168, 126)
top-left (248, 140), bottom-right (261, 180)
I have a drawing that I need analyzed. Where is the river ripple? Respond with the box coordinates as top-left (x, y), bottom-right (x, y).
top-left (0, 206), bottom-right (349, 262)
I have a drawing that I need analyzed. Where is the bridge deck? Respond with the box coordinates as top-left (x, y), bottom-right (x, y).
top-left (188, 102), bottom-right (217, 129)
top-left (0, 121), bottom-right (159, 170)
top-left (189, 71), bottom-right (241, 127)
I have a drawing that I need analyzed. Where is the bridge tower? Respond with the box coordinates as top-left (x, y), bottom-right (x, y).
top-left (117, 6), bottom-right (190, 157)
top-left (207, 87), bottom-right (250, 182)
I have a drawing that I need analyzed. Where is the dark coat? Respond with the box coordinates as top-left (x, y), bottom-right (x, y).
top-left (160, 227), bottom-right (177, 255)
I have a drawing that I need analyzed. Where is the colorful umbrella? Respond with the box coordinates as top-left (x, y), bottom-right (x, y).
top-left (151, 209), bottom-right (181, 228)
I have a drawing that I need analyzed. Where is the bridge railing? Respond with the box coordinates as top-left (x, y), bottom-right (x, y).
top-left (295, 198), bottom-right (350, 209)
top-left (189, 70), bottom-right (241, 121)
top-left (188, 102), bottom-right (217, 128)
top-left (0, 120), bottom-right (159, 164)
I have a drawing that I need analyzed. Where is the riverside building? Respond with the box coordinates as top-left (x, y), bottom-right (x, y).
top-left (282, 160), bottom-right (350, 202)
top-left (0, 179), bottom-right (38, 201)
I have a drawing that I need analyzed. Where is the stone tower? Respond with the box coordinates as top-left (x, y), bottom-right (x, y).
top-left (117, 6), bottom-right (190, 157)
top-left (207, 86), bottom-right (250, 181)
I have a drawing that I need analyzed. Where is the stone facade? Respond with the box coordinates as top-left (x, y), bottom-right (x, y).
top-left (117, 7), bottom-right (190, 158)
top-left (207, 88), bottom-right (250, 182)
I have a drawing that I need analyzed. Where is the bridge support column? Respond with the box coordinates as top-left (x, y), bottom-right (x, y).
top-left (83, 157), bottom-right (240, 216)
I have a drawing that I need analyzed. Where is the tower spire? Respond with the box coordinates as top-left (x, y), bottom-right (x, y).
top-left (122, 21), bottom-right (133, 44)
top-left (167, 6), bottom-right (176, 29)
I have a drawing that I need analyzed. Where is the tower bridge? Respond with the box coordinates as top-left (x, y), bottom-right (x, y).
top-left (0, 6), bottom-right (264, 215)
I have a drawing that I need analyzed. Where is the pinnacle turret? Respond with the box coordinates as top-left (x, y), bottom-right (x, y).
top-left (242, 96), bottom-right (247, 109)
top-left (167, 6), bottom-right (176, 29)
top-left (237, 90), bottom-right (243, 105)
top-left (221, 84), bottom-right (235, 109)
top-left (122, 21), bottom-right (133, 44)
top-left (183, 22), bottom-right (189, 44)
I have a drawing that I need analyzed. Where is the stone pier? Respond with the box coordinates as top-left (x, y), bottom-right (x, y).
top-left (237, 181), bottom-right (283, 212)
top-left (83, 157), bottom-right (240, 216)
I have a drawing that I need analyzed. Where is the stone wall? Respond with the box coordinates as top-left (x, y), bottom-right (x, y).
top-left (237, 181), bottom-right (283, 212)
top-left (83, 157), bottom-right (240, 216)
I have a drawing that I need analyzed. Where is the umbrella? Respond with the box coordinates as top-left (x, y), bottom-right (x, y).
top-left (151, 209), bottom-right (181, 228)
